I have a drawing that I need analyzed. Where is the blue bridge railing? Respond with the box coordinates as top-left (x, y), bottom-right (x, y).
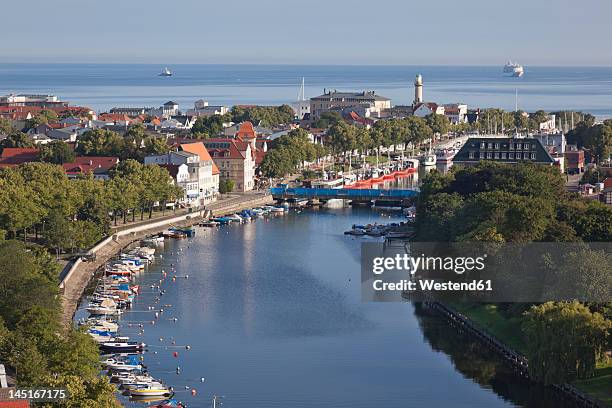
top-left (270, 187), bottom-right (419, 199)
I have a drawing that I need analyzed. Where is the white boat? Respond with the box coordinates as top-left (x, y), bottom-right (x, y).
top-left (159, 67), bottom-right (172, 77)
top-left (270, 206), bottom-right (285, 213)
top-left (225, 214), bottom-right (243, 222)
top-left (129, 384), bottom-right (173, 397)
top-left (503, 61), bottom-right (524, 77)
top-left (102, 359), bottom-right (143, 372)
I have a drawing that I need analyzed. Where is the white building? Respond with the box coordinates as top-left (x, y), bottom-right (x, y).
top-left (186, 100), bottom-right (229, 117)
top-left (145, 150), bottom-right (214, 207)
top-left (443, 103), bottom-right (468, 124)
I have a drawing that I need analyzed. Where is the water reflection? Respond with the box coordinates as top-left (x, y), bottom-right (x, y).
top-left (413, 303), bottom-right (571, 408)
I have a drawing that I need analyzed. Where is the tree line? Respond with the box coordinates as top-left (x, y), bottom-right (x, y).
top-left (0, 161), bottom-right (182, 254)
top-left (415, 162), bottom-right (611, 385)
top-left (191, 105), bottom-right (296, 137)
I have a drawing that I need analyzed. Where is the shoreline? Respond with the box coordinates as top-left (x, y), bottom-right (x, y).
top-left (60, 192), bottom-right (273, 328)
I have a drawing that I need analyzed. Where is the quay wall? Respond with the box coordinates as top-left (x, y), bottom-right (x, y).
top-left (59, 193), bottom-right (273, 328)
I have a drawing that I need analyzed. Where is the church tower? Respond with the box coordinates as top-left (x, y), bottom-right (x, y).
top-left (413, 74), bottom-right (423, 106)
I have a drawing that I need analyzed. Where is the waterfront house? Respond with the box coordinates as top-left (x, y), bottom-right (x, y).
top-left (453, 137), bottom-right (556, 167)
top-left (179, 142), bottom-right (219, 203)
top-left (203, 138), bottom-right (256, 192)
top-left (145, 145), bottom-right (218, 206)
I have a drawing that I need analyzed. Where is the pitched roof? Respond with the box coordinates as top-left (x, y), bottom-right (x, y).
top-left (235, 121), bottom-right (256, 140)
top-left (179, 142), bottom-right (214, 162)
top-left (453, 137), bottom-right (555, 165)
top-left (603, 177), bottom-right (612, 189)
top-left (0, 147), bottom-right (39, 167)
top-left (62, 156), bottom-right (119, 175)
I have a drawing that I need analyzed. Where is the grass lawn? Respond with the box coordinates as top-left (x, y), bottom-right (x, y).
top-left (449, 302), bottom-right (611, 405)
top-left (573, 363), bottom-right (612, 406)
top-left (450, 303), bottom-right (526, 353)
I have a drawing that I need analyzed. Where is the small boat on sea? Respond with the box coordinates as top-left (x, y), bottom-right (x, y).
top-left (159, 67), bottom-right (172, 77)
top-left (503, 61), bottom-right (524, 77)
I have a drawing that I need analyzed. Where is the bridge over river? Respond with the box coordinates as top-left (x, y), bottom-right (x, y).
top-left (270, 187), bottom-right (419, 207)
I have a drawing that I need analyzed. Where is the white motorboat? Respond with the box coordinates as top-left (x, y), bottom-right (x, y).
top-left (102, 359), bottom-right (143, 372)
top-left (128, 384), bottom-right (173, 397)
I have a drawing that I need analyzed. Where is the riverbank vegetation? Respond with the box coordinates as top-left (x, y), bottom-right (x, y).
top-left (416, 162), bottom-right (611, 401)
top-left (0, 240), bottom-right (120, 407)
top-left (0, 161), bottom-right (182, 406)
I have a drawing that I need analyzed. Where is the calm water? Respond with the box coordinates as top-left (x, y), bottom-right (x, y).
top-left (79, 208), bottom-right (570, 408)
top-left (1, 64), bottom-right (611, 117)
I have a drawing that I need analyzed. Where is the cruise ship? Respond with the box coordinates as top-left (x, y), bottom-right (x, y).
top-left (503, 61), bottom-right (524, 77)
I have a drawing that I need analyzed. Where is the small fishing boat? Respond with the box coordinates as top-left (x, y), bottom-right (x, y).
top-left (199, 220), bottom-right (220, 227)
top-left (225, 214), bottom-right (243, 222)
top-left (129, 384), bottom-right (173, 397)
top-left (102, 358), bottom-right (143, 372)
top-left (100, 340), bottom-right (146, 352)
top-left (344, 228), bottom-right (366, 236)
top-left (270, 206), bottom-right (285, 213)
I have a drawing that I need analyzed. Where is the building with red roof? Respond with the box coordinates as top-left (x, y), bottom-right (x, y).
top-left (203, 138), bottom-right (256, 192)
top-left (61, 156), bottom-right (119, 179)
top-left (235, 121), bottom-right (257, 141)
top-left (179, 142), bottom-right (219, 203)
top-left (0, 148), bottom-right (40, 168)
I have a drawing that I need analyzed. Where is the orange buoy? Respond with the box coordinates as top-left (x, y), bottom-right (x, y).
top-left (191, 389), bottom-right (197, 396)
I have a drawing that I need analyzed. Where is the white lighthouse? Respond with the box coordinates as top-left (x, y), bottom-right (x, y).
top-left (413, 74), bottom-right (423, 106)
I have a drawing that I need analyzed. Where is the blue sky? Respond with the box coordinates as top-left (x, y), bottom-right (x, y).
top-left (2, 0), bottom-right (611, 65)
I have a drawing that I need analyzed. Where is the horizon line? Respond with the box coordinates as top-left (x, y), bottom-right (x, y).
top-left (1, 61), bottom-right (612, 68)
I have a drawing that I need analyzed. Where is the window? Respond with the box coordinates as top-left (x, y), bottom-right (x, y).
top-left (488, 143), bottom-right (493, 149)
top-left (531, 152), bottom-right (536, 160)
top-left (469, 151), bottom-right (474, 159)
top-left (509, 152), bottom-right (514, 159)
top-left (480, 142), bottom-right (486, 149)
top-left (501, 152), bottom-right (507, 159)
top-left (495, 143), bottom-right (500, 149)
top-left (494, 152), bottom-right (500, 159)
top-left (487, 152), bottom-right (492, 159)
top-left (479, 152), bottom-right (485, 159)
top-left (516, 152), bottom-right (522, 160)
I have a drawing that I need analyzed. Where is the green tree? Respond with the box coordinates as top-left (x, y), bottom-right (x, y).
top-left (219, 179), bottom-right (235, 193)
top-left (312, 111), bottom-right (343, 128)
top-left (328, 122), bottom-right (357, 154)
top-left (0, 132), bottom-right (34, 149)
top-left (523, 301), bottom-right (610, 384)
top-left (38, 140), bottom-right (75, 164)
top-left (192, 114), bottom-right (230, 136)
top-left (76, 129), bottom-right (125, 157)
top-left (425, 113), bottom-right (450, 136)
top-left (0, 118), bottom-right (15, 136)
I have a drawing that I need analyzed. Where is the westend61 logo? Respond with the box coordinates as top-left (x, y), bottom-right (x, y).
top-left (361, 242), bottom-right (612, 303)
top-left (372, 253), bottom-right (487, 275)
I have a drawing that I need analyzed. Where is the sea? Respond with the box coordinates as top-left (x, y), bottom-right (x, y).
top-left (0, 63), bottom-right (611, 118)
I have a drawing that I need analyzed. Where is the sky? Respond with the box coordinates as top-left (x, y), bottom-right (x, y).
top-left (2, 0), bottom-right (611, 66)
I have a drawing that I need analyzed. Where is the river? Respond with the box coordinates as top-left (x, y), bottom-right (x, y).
top-left (75, 205), bottom-right (575, 408)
